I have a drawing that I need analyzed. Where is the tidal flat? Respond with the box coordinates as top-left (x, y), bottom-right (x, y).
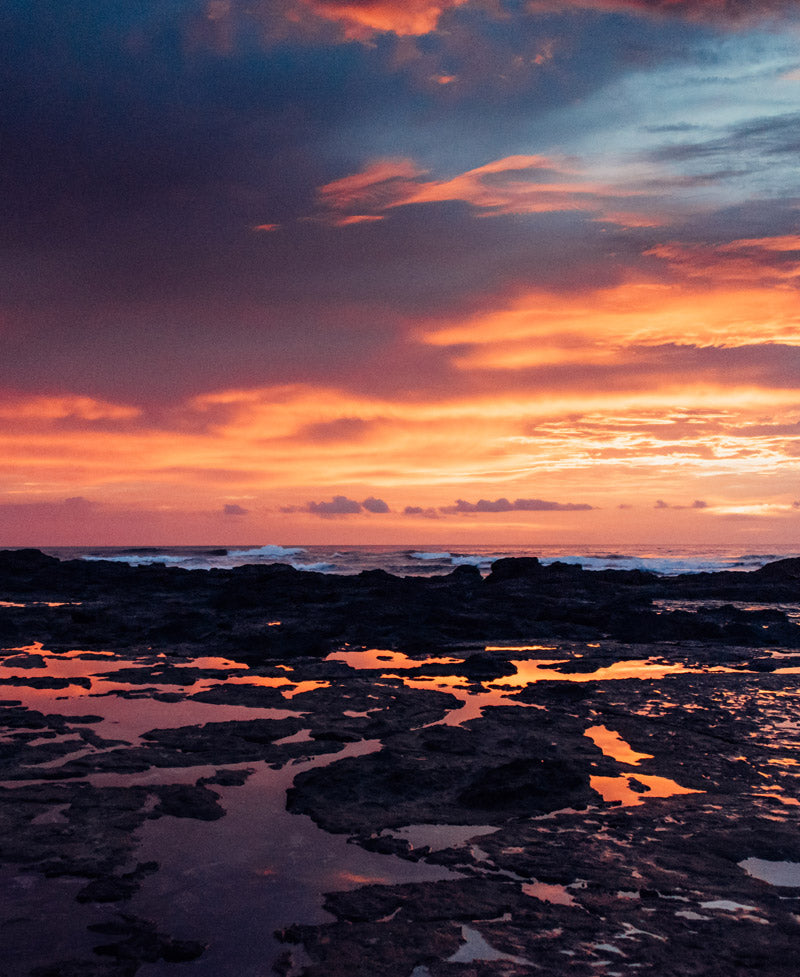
top-left (1, 549), bottom-right (800, 976)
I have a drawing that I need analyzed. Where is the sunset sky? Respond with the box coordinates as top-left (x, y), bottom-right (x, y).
top-left (3, 0), bottom-right (800, 546)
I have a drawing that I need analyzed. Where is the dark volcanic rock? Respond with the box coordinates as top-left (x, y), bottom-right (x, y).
top-left (2, 548), bottom-right (800, 653)
top-left (485, 556), bottom-right (542, 581)
top-left (89, 914), bottom-right (205, 965)
top-left (457, 755), bottom-right (585, 811)
top-left (76, 863), bottom-right (159, 903)
top-left (151, 783), bottom-right (225, 820)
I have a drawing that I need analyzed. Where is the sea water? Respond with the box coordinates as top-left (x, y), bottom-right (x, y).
top-left (38, 543), bottom-right (800, 576)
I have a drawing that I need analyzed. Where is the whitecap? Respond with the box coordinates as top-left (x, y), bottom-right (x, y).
top-left (227, 544), bottom-right (306, 559)
top-left (290, 561), bottom-right (337, 573)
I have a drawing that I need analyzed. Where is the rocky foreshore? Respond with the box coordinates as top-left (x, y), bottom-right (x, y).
top-left (2, 548), bottom-right (800, 658)
top-left (1, 549), bottom-right (799, 976)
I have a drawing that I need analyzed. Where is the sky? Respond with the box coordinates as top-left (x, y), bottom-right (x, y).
top-left (2, 0), bottom-right (800, 546)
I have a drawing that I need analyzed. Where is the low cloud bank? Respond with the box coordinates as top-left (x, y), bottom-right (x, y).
top-left (440, 497), bottom-right (594, 514)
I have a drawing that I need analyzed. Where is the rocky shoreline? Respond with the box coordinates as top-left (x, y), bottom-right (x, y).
top-left (1, 549), bottom-right (799, 975)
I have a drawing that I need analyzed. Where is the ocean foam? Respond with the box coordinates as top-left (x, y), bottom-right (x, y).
top-left (227, 545), bottom-right (306, 559)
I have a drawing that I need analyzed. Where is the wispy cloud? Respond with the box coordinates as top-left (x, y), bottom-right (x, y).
top-left (295, 0), bottom-right (469, 38)
top-left (526, 0), bottom-right (796, 25)
top-left (316, 154), bottom-right (647, 226)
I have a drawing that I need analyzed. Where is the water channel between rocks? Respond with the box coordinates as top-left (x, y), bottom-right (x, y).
top-left (130, 744), bottom-right (460, 977)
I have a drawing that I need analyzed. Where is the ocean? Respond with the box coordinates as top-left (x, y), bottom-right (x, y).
top-left (37, 543), bottom-right (800, 576)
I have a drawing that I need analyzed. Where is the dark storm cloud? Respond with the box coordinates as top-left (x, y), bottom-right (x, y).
top-left (223, 503), bottom-right (249, 515)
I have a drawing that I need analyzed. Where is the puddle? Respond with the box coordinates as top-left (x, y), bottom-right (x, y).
top-left (585, 726), bottom-right (653, 766)
top-left (273, 728), bottom-right (315, 746)
top-left (0, 601), bottom-right (78, 608)
top-left (700, 899), bottom-right (758, 912)
top-left (489, 658), bottom-right (739, 688)
top-left (740, 858), bottom-right (800, 887)
top-left (590, 774), bottom-right (702, 807)
top-left (447, 925), bottom-right (534, 965)
top-left (383, 672), bottom-right (537, 727)
top-left (327, 648), bottom-right (461, 670)
top-left (5, 692), bottom-right (304, 754)
top-left (484, 645), bottom-right (557, 652)
top-left (522, 881), bottom-right (577, 906)
top-left (447, 926), bottom-right (535, 967)
top-left (0, 870), bottom-right (112, 973)
top-left (383, 823), bottom-right (498, 852)
top-left (131, 743), bottom-right (460, 977)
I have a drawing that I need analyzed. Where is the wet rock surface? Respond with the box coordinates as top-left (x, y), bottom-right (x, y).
top-left (0, 550), bottom-right (799, 975)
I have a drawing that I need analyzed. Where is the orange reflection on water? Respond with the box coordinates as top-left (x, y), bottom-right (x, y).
top-left (383, 672), bottom-right (539, 726)
top-left (0, 601), bottom-right (74, 608)
top-left (385, 673), bottom-right (470, 693)
top-left (327, 648), bottom-right (460, 670)
top-left (282, 680), bottom-right (331, 698)
top-left (590, 774), bottom-right (702, 807)
top-left (585, 725), bottom-right (653, 766)
top-left (484, 645), bottom-right (557, 652)
top-left (490, 658), bottom-right (735, 688)
top-left (223, 675), bottom-right (294, 689)
top-left (334, 871), bottom-right (389, 886)
top-left (522, 882), bottom-right (576, 906)
top-left (187, 656), bottom-right (245, 669)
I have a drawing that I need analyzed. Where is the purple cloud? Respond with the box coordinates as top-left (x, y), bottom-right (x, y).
top-left (440, 497), bottom-right (594, 514)
top-left (307, 496), bottom-right (363, 516)
top-left (223, 504), bottom-right (249, 516)
top-left (362, 496), bottom-right (390, 513)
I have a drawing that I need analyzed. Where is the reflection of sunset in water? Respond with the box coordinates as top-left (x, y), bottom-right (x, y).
top-left (282, 680), bottom-right (331, 698)
top-left (585, 725), bottom-right (653, 766)
top-left (484, 645), bottom-right (556, 652)
top-left (490, 658), bottom-right (740, 688)
top-left (221, 675), bottom-right (293, 689)
top-left (0, 602), bottom-right (76, 608)
top-left (591, 774), bottom-right (702, 807)
top-left (383, 672), bottom-right (540, 727)
top-left (327, 648), bottom-right (460, 670)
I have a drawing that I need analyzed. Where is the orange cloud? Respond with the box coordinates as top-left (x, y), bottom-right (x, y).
top-left (332, 214), bottom-right (386, 226)
top-left (719, 234), bottom-right (800, 253)
top-left (647, 235), bottom-right (800, 285)
top-left (317, 158), bottom-right (426, 211)
top-left (2, 377), bottom-right (799, 546)
top-left (421, 280), bottom-right (800, 361)
top-left (297, 0), bottom-right (469, 37)
top-left (0, 395), bottom-right (140, 423)
top-left (317, 154), bottom-right (643, 224)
